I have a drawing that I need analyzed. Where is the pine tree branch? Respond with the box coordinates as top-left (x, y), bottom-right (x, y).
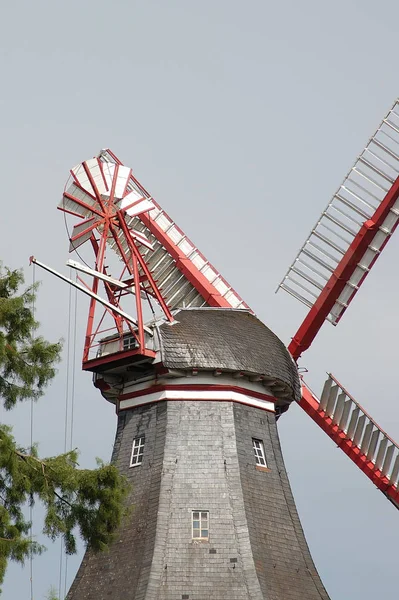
top-left (14, 450), bottom-right (42, 467)
top-left (0, 266), bottom-right (127, 593)
top-left (53, 490), bottom-right (73, 508)
top-left (14, 449), bottom-right (80, 508)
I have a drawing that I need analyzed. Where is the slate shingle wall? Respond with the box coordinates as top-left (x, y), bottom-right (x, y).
top-left (234, 404), bottom-right (330, 600)
top-left (67, 402), bottom-right (167, 600)
top-left (67, 399), bottom-right (330, 600)
top-left (145, 400), bottom-right (263, 600)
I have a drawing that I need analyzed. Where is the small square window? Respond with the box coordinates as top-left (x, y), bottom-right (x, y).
top-left (123, 335), bottom-right (138, 351)
top-left (192, 510), bottom-right (209, 540)
top-left (130, 436), bottom-right (145, 467)
top-left (252, 438), bottom-right (267, 467)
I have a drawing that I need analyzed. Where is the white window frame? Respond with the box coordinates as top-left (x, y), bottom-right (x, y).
top-left (192, 510), bottom-right (209, 540)
top-left (252, 438), bottom-right (267, 467)
top-left (123, 334), bottom-right (138, 351)
top-left (130, 435), bottom-right (145, 467)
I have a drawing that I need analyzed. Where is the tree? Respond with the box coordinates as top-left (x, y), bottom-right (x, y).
top-left (0, 265), bottom-right (127, 592)
top-left (46, 586), bottom-right (59, 600)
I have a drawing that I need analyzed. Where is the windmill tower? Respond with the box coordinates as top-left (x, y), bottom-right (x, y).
top-left (33, 100), bottom-right (399, 599)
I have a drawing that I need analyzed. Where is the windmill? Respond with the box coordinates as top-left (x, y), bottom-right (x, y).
top-left (32, 99), bottom-right (399, 599)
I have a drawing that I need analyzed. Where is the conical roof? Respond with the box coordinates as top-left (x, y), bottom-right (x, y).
top-left (158, 308), bottom-right (300, 404)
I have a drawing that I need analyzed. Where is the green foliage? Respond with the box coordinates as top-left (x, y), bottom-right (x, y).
top-left (0, 267), bottom-right (127, 592)
top-left (46, 586), bottom-right (59, 600)
top-left (0, 265), bottom-right (61, 410)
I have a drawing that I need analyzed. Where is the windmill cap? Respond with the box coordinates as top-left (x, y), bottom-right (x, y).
top-left (158, 308), bottom-right (300, 408)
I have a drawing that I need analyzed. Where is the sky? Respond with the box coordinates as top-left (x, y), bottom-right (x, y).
top-left (1, 0), bottom-right (399, 598)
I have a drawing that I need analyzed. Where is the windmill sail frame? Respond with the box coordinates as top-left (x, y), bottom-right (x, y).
top-left (58, 150), bottom-right (250, 369)
top-left (278, 99), bottom-right (399, 360)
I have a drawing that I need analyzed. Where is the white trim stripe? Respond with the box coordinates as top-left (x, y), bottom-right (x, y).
top-left (119, 388), bottom-right (275, 413)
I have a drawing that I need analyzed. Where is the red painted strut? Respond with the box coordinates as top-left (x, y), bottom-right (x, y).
top-left (299, 381), bottom-right (399, 510)
top-left (289, 177), bottom-right (399, 361)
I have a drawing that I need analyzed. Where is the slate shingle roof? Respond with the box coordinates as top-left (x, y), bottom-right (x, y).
top-left (158, 308), bottom-right (300, 403)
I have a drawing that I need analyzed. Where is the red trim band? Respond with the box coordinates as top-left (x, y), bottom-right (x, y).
top-left (119, 382), bottom-right (276, 403)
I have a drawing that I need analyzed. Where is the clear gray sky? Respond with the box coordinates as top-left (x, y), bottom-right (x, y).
top-left (1, 1), bottom-right (399, 598)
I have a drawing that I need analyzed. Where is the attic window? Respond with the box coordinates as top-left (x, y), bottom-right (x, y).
top-left (123, 335), bottom-right (138, 351)
top-left (252, 438), bottom-right (267, 467)
top-left (130, 436), bottom-right (145, 467)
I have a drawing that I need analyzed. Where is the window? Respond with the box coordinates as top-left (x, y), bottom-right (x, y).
top-left (192, 511), bottom-right (209, 540)
top-left (123, 335), bottom-right (138, 351)
top-left (130, 436), bottom-right (145, 467)
top-left (252, 438), bottom-right (267, 467)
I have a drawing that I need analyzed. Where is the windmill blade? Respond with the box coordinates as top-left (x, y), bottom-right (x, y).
top-left (120, 193), bottom-right (155, 218)
top-left (98, 149), bottom-right (251, 311)
top-left (278, 99), bottom-right (399, 359)
top-left (69, 216), bottom-right (100, 252)
top-left (301, 374), bottom-right (399, 510)
top-left (57, 150), bottom-right (251, 366)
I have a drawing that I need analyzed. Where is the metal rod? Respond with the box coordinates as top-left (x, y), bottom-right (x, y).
top-left (279, 283), bottom-right (313, 308)
top-left (370, 137), bottom-right (399, 163)
top-left (167, 278), bottom-right (193, 305)
top-left (296, 257), bottom-right (330, 280)
top-left (329, 203), bottom-right (363, 228)
top-left (345, 177), bottom-right (382, 206)
top-left (380, 126), bottom-right (399, 150)
top-left (383, 118), bottom-right (399, 136)
top-left (30, 257), bottom-right (153, 335)
top-left (286, 275), bottom-right (319, 298)
top-left (306, 241), bottom-right (340, 266)
top-left (301, 248), bottom-right (335, 275)
top-left (334, 192), bottom-right (371, 220)
top-left (312, 230), bottom-right (346, 255)
top-left (317, 222), bottom-right (352, 247)
top-left (161, 273), bottom-right (186, 297)
top-left (353, 166), bottom-right (389, 193)
top-left (322, 211), bottom-right (358, 237)
top-left (67, 259), bottom-right (130, 289)
top-left (291, 266), bottom-right (325, 290)
top-left (360, 152), bottom-right (394, 181)
top-left (363, 149), bottom-right (397, 180)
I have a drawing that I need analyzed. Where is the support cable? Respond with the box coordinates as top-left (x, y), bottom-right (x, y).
top-left (63, 278), bottom-right (78, 599)
top-left (70, 277), bottom-right (77, 451)
top-left (29, 264), bottom-right (35, 600)
top-left (59, 271), bottom-right (73, 599)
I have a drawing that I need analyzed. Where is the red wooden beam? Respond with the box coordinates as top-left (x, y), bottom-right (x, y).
top-left (139, 212), bottom-right (232, 308)
top-left (104, 148), bottom-right (240, 310)
top-left (289, 177), bottom-right (399, 361)
top-left (299, 383), bottom-right (399, 509)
